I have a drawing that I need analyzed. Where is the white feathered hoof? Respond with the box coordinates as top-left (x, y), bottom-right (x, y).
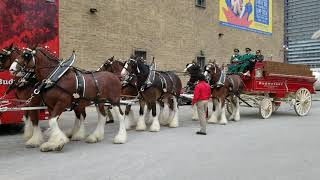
top-left (85, 134), bottom-right (104, 143)
top-left (135, 120), bottom-right (147, 131)
top-left (25, 136), bottom-right (44, 148)
top-left (25, 127), bottom-right (44, 148)
top-left (169, 118), bottom-right (179, 128)
top-left (65, 129), bottom-right (73, 138)
top-left (149, 120), bottom-right (160, 132)
top-left (40, 142), bottom-right (65, 152)
top-left (219, 120), bottom-right (228, 125)
top-left (113, 133), bottom-right (127, 144)
top-left (23, 121), bottom-right (33, 141)
top-left (208, 115), bottom-right (218, 124)
top-left (71, 132), bottom-right (86, 141)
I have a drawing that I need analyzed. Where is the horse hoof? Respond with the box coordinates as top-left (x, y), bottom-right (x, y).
top-left (192, 118), bottom-right (199, 121)
top-left (54, 144), bottom-right (65, 152)
top-left (85, 135), bottom-right (103, 143)
top-left (113, 134), bottom-right (127, 144)
top-left (219, 122), bottom-right (228, 125)
top-left (71, 135), bottom-right (85, 141)
top-left (149, 127), bottom-right (160, 132)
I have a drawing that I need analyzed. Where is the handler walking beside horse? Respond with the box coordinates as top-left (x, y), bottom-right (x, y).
top-left (192, 74), bottom-right (211, 135)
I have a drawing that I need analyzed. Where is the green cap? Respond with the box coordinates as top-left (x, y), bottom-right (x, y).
top-left (245, 48), bottom-right (251, 51)
top-left (234, 48), bottom-right (240, 52)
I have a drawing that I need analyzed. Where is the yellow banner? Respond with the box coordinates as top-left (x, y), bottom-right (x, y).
top-left (219, 0), bottom-right (272, 35)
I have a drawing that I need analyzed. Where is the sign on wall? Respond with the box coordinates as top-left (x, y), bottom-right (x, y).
top-left (219, 0), bottom-right (272, 35)
top-left (0, 0), bottom-right (59, 54)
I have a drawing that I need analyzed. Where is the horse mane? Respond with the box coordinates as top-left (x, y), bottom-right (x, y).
top-left (36, 47), bottom-right (61, 62)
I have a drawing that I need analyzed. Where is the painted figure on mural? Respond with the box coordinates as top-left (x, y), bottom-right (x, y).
top-left (225, 0), bottom-right (253, 20)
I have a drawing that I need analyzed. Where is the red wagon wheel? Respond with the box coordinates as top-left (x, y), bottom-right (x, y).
top-left (294, 88), bottom-right (312, 116)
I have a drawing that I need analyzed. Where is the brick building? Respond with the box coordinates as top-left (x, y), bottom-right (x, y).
top-left (59, 0), bottom-right (284, 73)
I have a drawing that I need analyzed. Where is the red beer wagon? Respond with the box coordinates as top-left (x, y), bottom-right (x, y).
top-left (227, 61), bottom-right (316, 119)
top-left (0, 71), bottom-right (48, 126)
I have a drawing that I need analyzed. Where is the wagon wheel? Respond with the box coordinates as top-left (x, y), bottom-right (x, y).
top-left (294, 88), bottom-right (312, 116)
top-left (259, 98), bottom-right (273, 119)
top-left (226, 100), bottom-right (233, 115)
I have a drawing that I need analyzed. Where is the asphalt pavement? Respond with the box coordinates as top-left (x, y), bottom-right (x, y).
top-left (0, 101), bottom-right (320, 180)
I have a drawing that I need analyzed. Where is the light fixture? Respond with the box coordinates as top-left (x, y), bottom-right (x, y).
top-left (90, 8), bottom-right (98, 13)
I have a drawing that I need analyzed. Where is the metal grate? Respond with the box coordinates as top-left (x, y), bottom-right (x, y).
top-left (284, 0), bottom-right (320, 66)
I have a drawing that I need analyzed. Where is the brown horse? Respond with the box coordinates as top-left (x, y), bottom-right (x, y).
top-left (121, 57), bottom-right (182, 132)
top-left (204, 62), bottom-right (243, 124)
top-left (98, 56), bottom-right (139, 129)
top-left (0, 44), bottom-right (46, 147)
top-left (10, 47), bottom-right (126, 152)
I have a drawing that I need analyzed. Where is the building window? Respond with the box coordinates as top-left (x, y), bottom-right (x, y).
top-left (195, 0), bottom-right (206, 8)
top-left (134, 49), bottom-right (147, 60)
top-left (196, 56), bottom-right (205, 71)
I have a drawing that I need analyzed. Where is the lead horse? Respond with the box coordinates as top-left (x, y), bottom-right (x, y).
top-left (204, 61), bottom-right (243, 124)
top-left (10, 47), bottom-right (127, 152)
top-left (121, 57), bottom-right (182, 131)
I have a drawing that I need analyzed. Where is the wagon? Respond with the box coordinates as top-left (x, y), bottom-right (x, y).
top-left (227, 61), bottom-right (316, 119)
top-left (0, 71), bottom-right (49, 128)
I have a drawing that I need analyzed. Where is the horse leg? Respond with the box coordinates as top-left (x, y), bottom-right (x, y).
top-left (65, 112), bottom-right (81, 138)
top-left (158, 101), bottom-right (165, 125)
top-left (105, 108), bottom-right (114, 123)
top-left (25, 110), bottom-right (44, 148)
top-left (234, 97), bottom-right (240, 121)
top-left (70, 108), bottom-right (86, 141)
top-left (169, 96), bottom-right (179, 128)
top-left (228, 97), bottom-right (237, 121)
top-left (144, 103), bottom-right (152, 124)
top-left (208, 99), bottom-right (220, 124)
top-left (40, 106), bottom-right (69, 152)
top-left (113, 105), bottom-right (127, 144)
top-left (150, 102), bottom-right (160, 132)
top-left (85, 105), bottom-right (107, 143)
top-left (219, 98), bottom-right (228, 125)
top-left (124, 105), bottom-right (135, 130)
top-left (192, 105), bottom-right (199, 121)
top-left (23, 112), bottom-right (33, 141)
top-left (136, 101), bottom-right (147, 131)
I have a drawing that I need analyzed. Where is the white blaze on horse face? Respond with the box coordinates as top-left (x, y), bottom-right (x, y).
top-left (204, 71), bottom-right (208, 77)
top-left (121, 63), bottom-right (129, 77)
top-left (184, 64), bottom-right (193, 72)
top-left (9, 61), bottom-right (23, 76)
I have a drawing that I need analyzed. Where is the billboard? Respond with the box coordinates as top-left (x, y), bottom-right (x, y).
top-left (0, 0), bottom-right (59, 54)
top-left (219, 0), bottom-right (272, 35)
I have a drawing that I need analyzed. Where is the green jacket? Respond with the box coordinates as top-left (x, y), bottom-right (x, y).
top-left (239, 53), bottom-right (255, 62)
top-left (230, 54), bottom-right (241, 63)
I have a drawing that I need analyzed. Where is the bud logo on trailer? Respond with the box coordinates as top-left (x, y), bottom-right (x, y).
top-left (0, 78), bottom-right (13, 85)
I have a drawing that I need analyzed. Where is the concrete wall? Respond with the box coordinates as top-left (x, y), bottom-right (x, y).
top-left (59, 0), bottom-right (284, 73)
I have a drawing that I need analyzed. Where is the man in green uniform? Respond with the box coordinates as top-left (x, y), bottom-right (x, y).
top-left (238, 48), bottom-right (255, 73)
top-left (227, 48), bottom-right (241, 73)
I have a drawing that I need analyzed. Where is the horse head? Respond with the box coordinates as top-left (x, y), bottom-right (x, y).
top-left (184, 62), bottom-right (201, 75)
top-left (121, 56), bottom-right (148, 78)
top-left (0, 43), bottom-right (22, 70)
top-left (204, 61), bottom-right (221, 83)
top-left (9, 46), bottom-right (59, 78)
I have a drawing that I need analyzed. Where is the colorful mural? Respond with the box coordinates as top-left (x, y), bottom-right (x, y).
top-left (0, 0), bottom-right (59, 54)
top-left (219, 0), bottom-right (272, 35)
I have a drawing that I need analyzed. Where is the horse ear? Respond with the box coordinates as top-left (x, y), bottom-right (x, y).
top-left (208, 59), bottom-right (212, 63)
top-left (110, 56), bottom-right (114, 61)
top-left (213, 59), bottom-right (216, 64)
top-left (9, 43), bottom-right (13, 50)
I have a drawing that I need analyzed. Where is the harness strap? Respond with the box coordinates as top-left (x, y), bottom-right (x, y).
top-left (164, 72), bottom-right (176, 95)
top-left (91, 72), bottom-right (101, 103)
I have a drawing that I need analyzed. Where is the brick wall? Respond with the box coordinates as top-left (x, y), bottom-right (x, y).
top-left (59, 0), bottom-right (284, 82)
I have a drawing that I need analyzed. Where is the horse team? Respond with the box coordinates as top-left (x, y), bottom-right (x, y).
top-left (0, 44), bottom-right (242, 152)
